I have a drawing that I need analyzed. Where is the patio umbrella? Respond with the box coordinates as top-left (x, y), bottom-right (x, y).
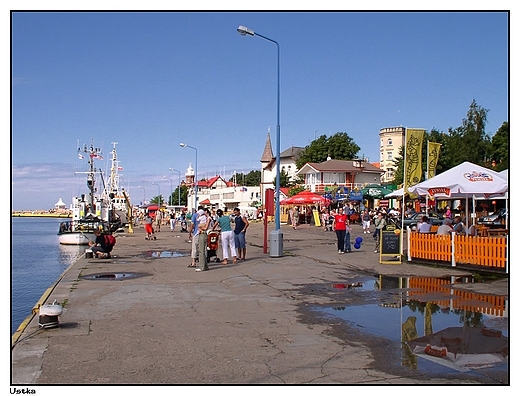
top-left (406, 326), bottom-right (508, 372)
top-left (361, 184), bottom-right (394, 199)
top-left (280, 190), bottom-right (331, 206)
top-left (407, 161), bottom-right (508, 225)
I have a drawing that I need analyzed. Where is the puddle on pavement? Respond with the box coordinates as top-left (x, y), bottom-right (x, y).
top-left (311, 275), bottom-right (509, 380)
top-left (81, 272), bottom-right (150, 280)
top-left (139, 250), bottom-right (189, 258)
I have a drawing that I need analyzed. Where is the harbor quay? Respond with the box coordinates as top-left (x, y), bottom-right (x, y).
top-left (11, 221), bottom-right (508, 385)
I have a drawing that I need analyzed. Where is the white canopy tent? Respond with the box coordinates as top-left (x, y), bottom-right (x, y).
top-left (385, 187), bottom-right (407, 198)
top-left (407, 161), bottom-right (508, 198)
top-left (407, 162), bottom-right (508, 225)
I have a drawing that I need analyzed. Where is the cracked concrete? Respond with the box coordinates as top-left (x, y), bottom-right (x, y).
top-left (11, 221), bottom-right (508, 386)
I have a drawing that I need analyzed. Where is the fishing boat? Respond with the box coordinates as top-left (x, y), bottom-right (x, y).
top-left (104, 142), bottom-right (131, 228)
top-left (58, 142), bottom-right (116, 245)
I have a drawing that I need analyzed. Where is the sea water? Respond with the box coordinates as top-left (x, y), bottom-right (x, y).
top-left (11, 217), bottom-right (84, 335)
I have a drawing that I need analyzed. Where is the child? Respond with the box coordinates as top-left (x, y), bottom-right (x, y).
top-left (144, 212), bottom-right (156, 240)
top-left (344, 223), bottom-right (352, 253)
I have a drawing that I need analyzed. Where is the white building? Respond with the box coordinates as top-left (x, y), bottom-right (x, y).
top-left (296, 158), bottom-right (384, 193)
top-left (184, 170), bottom-right (261, 217)
top-left (379, 126), bottom-right (405, 183)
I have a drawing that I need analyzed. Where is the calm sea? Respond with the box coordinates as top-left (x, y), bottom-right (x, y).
top-left (11, 217), bottom-right (84, 335)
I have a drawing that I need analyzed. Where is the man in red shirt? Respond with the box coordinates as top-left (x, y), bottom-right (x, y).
top-left (332, 207), bottom-right (348, 253)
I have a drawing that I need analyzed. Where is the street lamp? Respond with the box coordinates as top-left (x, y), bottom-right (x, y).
top-left (163, 176), bottom-right (173, 205)
top-left (138, 184), bottom-right (145, 205)
top-left (238, 25), bottom-right (283, 257)
top-left (180, 143), bottom-right (197, 211)
top-left (169, 167), bottom-right (182, 206)
top-left (152, 182), bottom-right (161, 209)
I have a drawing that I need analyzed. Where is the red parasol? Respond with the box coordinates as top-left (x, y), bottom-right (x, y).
top-left (280, 190), bottom-right (330, 206)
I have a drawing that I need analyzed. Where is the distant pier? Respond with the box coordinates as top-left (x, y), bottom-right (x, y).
top-left (12, 211), bottom-right (72, 218)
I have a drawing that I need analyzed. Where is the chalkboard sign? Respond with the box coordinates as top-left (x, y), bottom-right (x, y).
top-left (381, 231), bottom-right (400, 255)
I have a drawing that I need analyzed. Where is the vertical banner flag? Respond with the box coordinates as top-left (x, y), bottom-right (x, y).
top-left (404, 128), bottom-right (425, 190)
top-left (427, 141), bottom-right (442, 180)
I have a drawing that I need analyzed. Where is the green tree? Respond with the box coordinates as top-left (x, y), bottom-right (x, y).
top-left (489, 121), bottom-right (508, 171)
top-left (288, 185), bottom-right (305, 196)
top-left (229, 170), bottom-right (261, 186)
top-left (392, 100), bottom-right (498, 183)
top-left (150, 195), bottom-right (164, 205)
top-left (169, 185), bottom-right (188, 206)
top-left (295, 132), bottom-right (361, 169)
top-left (275, 169), bottom-right (292, 188)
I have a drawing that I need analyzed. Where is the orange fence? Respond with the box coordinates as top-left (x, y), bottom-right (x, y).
top-left (408, 232), bottom-right (508, 272)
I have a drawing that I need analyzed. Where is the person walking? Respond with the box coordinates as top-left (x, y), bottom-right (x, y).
top-left (321, 208), bottom-right (329, 231)
top-left (233, 207), bottom-right (249, 260)
top-left (187, 206), bottom-right (204, 268)
top-left (169, 211), bottom-right (176, 232)
top-left (155, 209), bottom-right (162, 232)
top-left (144, 212), bottom-right (156, 240)
top-left (195, 209), bottom-right (209, 272)
top-left (373, 212), bottom-right (387, 253)
top-left (211, 209), bottom-right (237, 265)
top-left (361, 209), bottom-right (371, 234)
top-left (290, 206), bottom-right (299, 229)
top-left (344, 222), bottom-right (352, 253)
top-left (332, 207), bottom-right (348, 254)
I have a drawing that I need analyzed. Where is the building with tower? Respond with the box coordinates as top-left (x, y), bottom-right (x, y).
top-left (379, 126), bottom-right (405, 183)
top-left (260, 132), bottom-right (304, 208)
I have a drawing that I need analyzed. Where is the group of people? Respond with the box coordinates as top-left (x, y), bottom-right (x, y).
top-left (434, 215), bottom-right (476, 236)
top-left (187, 206), bottom-right (249, 272)
top-left (324, 206), bottom-right (391, 254)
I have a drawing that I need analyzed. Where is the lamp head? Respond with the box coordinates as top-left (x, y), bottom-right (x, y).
top-left (179, 143), bottom-right (186, 147)
top-left (237, 25), bottom-right (254, 36)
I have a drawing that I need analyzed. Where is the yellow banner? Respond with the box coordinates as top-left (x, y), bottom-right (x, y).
top-left (427, 142), bottom-right (442, 180)
top-left (404, 128), bottom-right (425, 190)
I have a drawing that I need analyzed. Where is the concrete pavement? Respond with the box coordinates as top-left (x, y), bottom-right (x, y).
top-left (11, 220), bottom-right (508, 385)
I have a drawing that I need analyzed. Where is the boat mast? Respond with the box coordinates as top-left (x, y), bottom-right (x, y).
top-left (78, 141), bottom-right (103, 215)
top-left (108, 141), bottom-right (120, 195)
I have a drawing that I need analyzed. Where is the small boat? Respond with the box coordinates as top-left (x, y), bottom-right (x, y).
top-left (58, 141), bottom-right (119, 245)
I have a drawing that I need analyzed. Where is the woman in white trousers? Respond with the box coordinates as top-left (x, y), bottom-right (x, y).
top-left (211, 209), bottom-right (237, 265)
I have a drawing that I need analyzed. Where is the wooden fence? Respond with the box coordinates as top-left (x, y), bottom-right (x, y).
top-left (407, 231), bottom-right (508, 273)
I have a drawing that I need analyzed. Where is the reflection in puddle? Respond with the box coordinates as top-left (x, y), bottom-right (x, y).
top-left (314, 275), bottom-right (508, 377)
top-left (81, 272), bottom-right (149, 280)
top-left (140, 250), bottom-right (188, 258)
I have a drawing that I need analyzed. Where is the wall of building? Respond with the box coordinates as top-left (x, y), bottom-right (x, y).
top-left (379, 126), bottom-right (405, 183)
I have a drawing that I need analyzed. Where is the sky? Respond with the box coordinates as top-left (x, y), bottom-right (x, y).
top-left (9, 6), bottom-right (511, 210)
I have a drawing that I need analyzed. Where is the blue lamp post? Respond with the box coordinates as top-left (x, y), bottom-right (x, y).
top-left (179, 143), bottom-right (197, 211)
top-left (169, 167), bottom-right (182, 206)
top-left (237, 25), bottom-right (283, 257)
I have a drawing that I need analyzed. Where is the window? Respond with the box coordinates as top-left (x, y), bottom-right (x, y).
top-left (387, 138), bottom-right (393, 146)
top-left (323, 173), bottom-right (345, 184)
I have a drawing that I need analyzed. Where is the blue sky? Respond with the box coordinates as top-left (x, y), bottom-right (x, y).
top-left (10, 9), bottom-right (510, 210)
